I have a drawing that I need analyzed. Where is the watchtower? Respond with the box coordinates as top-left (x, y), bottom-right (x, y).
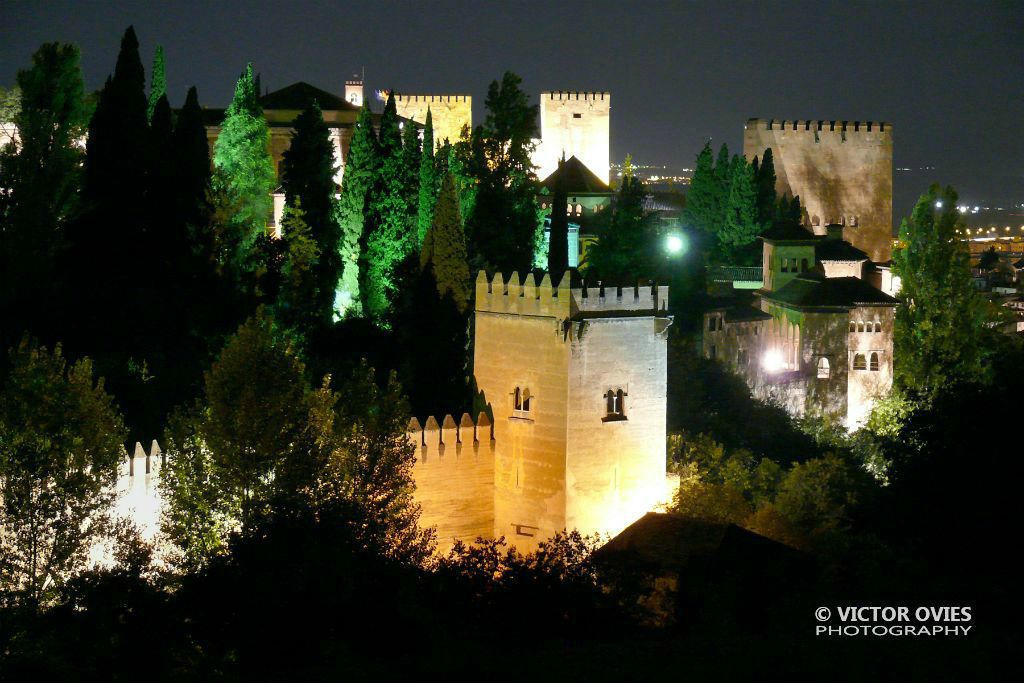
top-left (472, 270), bottom-right (672, 552)
top-left (536, 91), bottom-right (611, 185)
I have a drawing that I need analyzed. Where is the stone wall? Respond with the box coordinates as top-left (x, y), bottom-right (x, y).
top-left (744, 119), bottom-right (893, 263)
top-left (535, 91), bottom-right (611, 184)
top-left (394, 94), bottom-right (472, 147)
top-left (408, 414), bottom-right (495, 555)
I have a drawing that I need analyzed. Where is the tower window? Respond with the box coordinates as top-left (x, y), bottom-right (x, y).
top-left (603, 389), bottom-right (627, 422)
top-left (869, 352), bottom-right (880, 372)
top-left (874, 321), bottom-right (882, 333)
top-left (573, 113), bottom-right (582, 119)
top-left (781, 258), bottom-right (789, 273)
top-left (849, 321), bottom-right (857, 333)
top-left (817, 357), bottom-right (831, 379)
top-left (853, 354), bottom-right (867, 371)
top-left (513, 386), bottom-right (532, 418)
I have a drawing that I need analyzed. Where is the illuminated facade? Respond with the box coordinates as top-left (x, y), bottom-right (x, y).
top-left (413, 271), bottom-right (675, 553)
top-left (743, 119), bottom-right (894, 263)
top-left (704, 225), bottom-right (898, 430)
top-left (534, 91), bottom-right (611, 184)
top-left (393, 93), bottom-right (472, 146)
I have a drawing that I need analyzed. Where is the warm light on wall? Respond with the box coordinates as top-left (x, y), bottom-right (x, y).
top-left (762, 349), bottom-right (784, 373)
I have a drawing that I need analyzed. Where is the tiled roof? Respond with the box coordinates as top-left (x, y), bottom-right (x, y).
top-left (815, 238), bottom-right (869, 262)
top-left (540, 155), bottom-right (611, 194)
top-left (260, 82), bottom-right (357, 112)
top-left (759, 223), bottom-right (817, 242)
top-left (766, 273), bottom-right (898, 308)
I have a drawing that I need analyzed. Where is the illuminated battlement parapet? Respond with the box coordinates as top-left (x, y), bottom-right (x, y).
top-left (747, 118), bottom-right (892, 136)
top-left (394, 94), bottom-right (471, 103)
top-left (474, 271), bottom-right (669, 319)
top-left (545, 91), bottom-right (610, 101)
top-left (407, 412), bottom-right (494, 457)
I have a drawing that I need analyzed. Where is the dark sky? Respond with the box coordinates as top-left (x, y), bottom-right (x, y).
top-left (2, 0), bottom-right (1021, 217)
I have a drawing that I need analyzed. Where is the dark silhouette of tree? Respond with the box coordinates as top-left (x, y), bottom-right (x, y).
top-left (547, 155), bottom-right (570, 276)
top-left (416, 108), bottom-right (437, 245)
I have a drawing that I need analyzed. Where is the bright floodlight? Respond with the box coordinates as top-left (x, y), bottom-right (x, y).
top-left (935, 200), bottom-right (944, 208)
top-left (762, 349), bottom-right (784, 373)
top-left (666, 234), bottom-right (685, 254)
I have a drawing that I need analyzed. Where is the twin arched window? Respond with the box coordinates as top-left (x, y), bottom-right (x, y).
top-left (817, 357), bottom-right (831, 379)
top-left (513, 387), bottom-right (532, 417)
top-left (869, 352), bottom-right (880, 372)
top-left (604, 389), bottom-right (627, 421)
top-left (853, 354), bottom-right (867, 371)
top-left (853, 353), bottom-right (881, 371)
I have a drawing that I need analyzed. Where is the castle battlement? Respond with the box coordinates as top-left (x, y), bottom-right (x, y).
top-left (394, 94), bottom-right (471, 103)
top-left (475, 271), bottom-right (670, 318)
top-left (544, 91), bottom-right (609, 101)
top-left (123, 440), bottom-right (163, 479)
top-left (747, 118), bottom-right (892, 135)
top-left (407, 412), bottom-right (494, 459)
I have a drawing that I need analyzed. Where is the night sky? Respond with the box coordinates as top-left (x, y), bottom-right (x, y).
top-left (2, 0), bottom-right (1021, 218)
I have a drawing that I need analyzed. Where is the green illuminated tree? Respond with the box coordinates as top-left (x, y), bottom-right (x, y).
top-left (281, 102), bottom-right (341, 327)
top-left (421, 173), bottom-right (471, 312)
top-left (275, 201), bottom-right (320, 334)
top-left (0, 340), bottom-right (127, 608)
top-left (335, 105), bottom-right (378, 316)
top-left (212, 63), bottom-right (275, 272)
top-left (362, 92), bottom-right (415, 318)
top-left (893, 185), bottom-right (999, 399)
top-left (416, 108), bottom-right (437, 245)
top-left (146, 45), bottom-right (165, 123)
top-left (401, 110), bottom-right (422, 211)
top-left (0, 84), bottom-right (20, 122)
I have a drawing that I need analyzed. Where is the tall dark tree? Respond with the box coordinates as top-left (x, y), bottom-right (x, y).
top-left (401, 114), bottom-right (421, 212)
top-left (335, 105), bottom-right (378, 316)
top-left (681, 142), bottom-right (720, 237)
top-left (416, 109), bottom-right (437, 245)
top-left (547, 156), bottom-right (570, 276)
top-left (172, 86), bottom-right (212, 236)
top-left (421, 173), bottom-right (471, 312)
top-left (754, 147), bottom-right (777, 227)
top-left (0, 42), bottom-right (88, 351)
top-left (146, 45), bottom-right (165, 123)
top-left (465, 72), bottom-right (540, 274)
top-left (281, 102), bottom-right (342, 327)
top-left (719, 154), bottom-right (760, 264)
top-left (584, 173), bottom-right (653, 281)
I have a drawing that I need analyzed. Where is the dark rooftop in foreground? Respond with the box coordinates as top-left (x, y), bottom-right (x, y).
top-left (259, 81), bottom-right (358, 112)
top-left (540, 155), bottom-right (611, 194)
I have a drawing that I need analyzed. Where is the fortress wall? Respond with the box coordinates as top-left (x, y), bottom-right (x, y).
top-left (744, 119), bottom-right (893, 263)
top-left (409, 413), bottom-right (495, 555)
top-left (564, 316), bottom-right (670, 540)
top-left (394, 94), bottom-right (472, 147)
top-left (474, 271), bottom-right (669, 319)
top-left (536, 91), bottom-right (610, 183)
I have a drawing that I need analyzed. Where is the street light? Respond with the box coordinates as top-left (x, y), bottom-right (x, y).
top-left (665, 233), bottom-right (686, 255)
top-left (762, 349), bottom-right (784, 373)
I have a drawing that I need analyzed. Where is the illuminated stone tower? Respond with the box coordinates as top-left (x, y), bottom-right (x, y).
top-left (743, 119), bottom-right (894, 263)
top-left (394, 94), bottom-right (472, 147)
top-left (472, 271), bottom-right (671, 552)
top-left (535, 91), bottom-right (611, 185)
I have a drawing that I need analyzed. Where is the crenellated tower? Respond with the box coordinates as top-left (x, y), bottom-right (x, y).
top-left (472, 270), bottom-right (672, 552)
top-left (744, 118), bottom-right (894, 263)
top-left (535, 91), bottom-right (611, 184)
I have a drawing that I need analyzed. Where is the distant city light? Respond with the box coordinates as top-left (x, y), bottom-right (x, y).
top-left (762, 350), bottom-right (784, 373)
top-left (665, 233), bottom-right (686, 255)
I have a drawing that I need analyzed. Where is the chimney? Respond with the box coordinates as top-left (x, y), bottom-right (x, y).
top-left (825, 223), bottom-right (844, 240)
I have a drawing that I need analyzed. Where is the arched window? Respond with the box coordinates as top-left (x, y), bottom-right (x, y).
top-left (857, 321), bottom-right (865, 333)
top-left (575, 204), bottom-right (583, 216)
top-left (853, 354), bottom-right (867, 370)
top-left (604, 389), bottom-right (626, 421)
top-left (812, 215), bottom-right (821, 226)
top-left (850, 216), bottom-right (858, 227)
top-left (817, 357), bottom-right (831, 379)
top-left (513, 387), bottom-right (532, 416)
top-left (781, 258), bottom-right (789, 273)
top-left (874, 321), bottom-right (882, 333)
top-left (869, 352), bottom-right (880, 371)
top-left (849, 321), bottom-right (856, 333)
top-left (801, 258), bottom-right (809, 272)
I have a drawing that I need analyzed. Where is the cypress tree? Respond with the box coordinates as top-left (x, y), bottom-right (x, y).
top-left (335, 105), bottom-right (377, 316)
top-left (416, 109), bottom-right (437, 245)
top-left (363, 92), bottom-right (414, 318)
top-left (172, 86), bottom-right (212, 235)
top-left (212, 63), bottom-right (275, 272)
top-left (0, 43), bottom-right (88, 351)
top-left (401, 113), bottom-right (421, 211)
top-left (421, 173), bottom-right (471, 312)
top-left (754, 147), bottom-right (777, 228)
top-left (681, 142), bottom-right (719, 236)
top-left (720, 155), bottom-right (759, 264)
top-left (547, 155), bottom-right (569, 276)
top-left (281, 102), bottom-right (341, 327)
top-left (147, 45), bottom-right (165, 123)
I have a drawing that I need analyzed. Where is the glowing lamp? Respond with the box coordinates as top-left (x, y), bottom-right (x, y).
top-left (762, 349), bottom-right (784, 373)
top-left (665, 234), bottom-right (686, 255)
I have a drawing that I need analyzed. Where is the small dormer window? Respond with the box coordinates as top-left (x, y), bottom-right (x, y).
top-left (603, 389), bottom-right (627, 422)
